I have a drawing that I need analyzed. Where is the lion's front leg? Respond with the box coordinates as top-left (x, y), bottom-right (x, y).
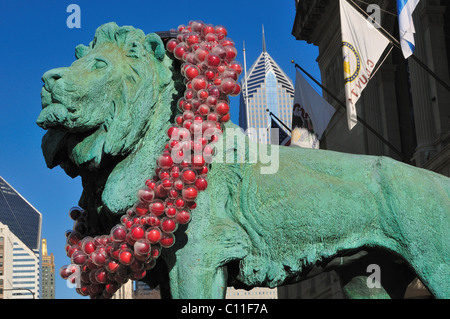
top-left (168, 247), bottom-right (228, 299)
top-left (165, 219), bottom-right (248, 299)
top-left (164, 179), bottom-right (249, 299)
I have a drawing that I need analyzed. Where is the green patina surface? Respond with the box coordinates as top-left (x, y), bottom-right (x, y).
top-left (37, 23), bottom-right (450, 299)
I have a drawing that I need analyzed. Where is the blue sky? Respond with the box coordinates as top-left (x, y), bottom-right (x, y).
top-left (0, 0), bottom-right (320, 299)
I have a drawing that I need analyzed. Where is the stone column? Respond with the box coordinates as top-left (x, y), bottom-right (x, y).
top-left (378, 63), bottom-right (404, 161)
top-left (419, 1), bottom-right (450, 151)
top-left (408, 2), bottom-right (437, 166)
top-left (361, 75), bottom-right (385, 156)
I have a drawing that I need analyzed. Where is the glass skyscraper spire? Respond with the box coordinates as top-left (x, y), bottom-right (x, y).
top-left (0, 177), bottom-right (42, 252)
top-left (239, 26), bottom-right (295, 143)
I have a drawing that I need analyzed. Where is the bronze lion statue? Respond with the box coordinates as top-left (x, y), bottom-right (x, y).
top-left (37, 22), bottom-right (449, 299)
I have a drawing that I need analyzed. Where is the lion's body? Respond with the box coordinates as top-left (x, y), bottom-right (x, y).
top-left (37, 23), bottom-right (450, 299)
top-left (164, 125), bottom-right (450, 298)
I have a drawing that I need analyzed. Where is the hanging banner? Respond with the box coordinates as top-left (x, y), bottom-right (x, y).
top-left (340, 0), bottom-right (390, 130)
top-left (292, 70), bottom-right (335, 140)
top-left (291, 126), bottom-right (319, 149)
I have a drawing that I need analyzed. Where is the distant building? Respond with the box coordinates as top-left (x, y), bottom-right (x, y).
top-left (0, 222), bottom-right (40, 299)
top-left (111, 280), bottom-right (134, 299)
top-left (0, 176), bottom-right (42, 299)
top-left (0, 177), bottom-right (42, 252)
top-left (41, 239), bottom-right (55, 299)
top-left (226, 286), bottom-right (277, 299)
top-left (239, 26), bottom-right (295, 144)
top-left (0, 223), bottom-right (14, 299)
top-left (277, 272), bottom-right (344, 299)
top-left (134, 281), bottom-right (161, 299)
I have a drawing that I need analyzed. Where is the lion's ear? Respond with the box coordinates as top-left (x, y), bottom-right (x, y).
top-left (144, 33), bottom-right (165, 61)
top-left (75, 44), bottom-right (90, 59)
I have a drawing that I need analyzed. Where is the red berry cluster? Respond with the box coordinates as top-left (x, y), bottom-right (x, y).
top-left (60, 207), bottom-right (159, 298)
top-left (59, 20), bottom-right (241, 298)
top-left (167, 20), bottom-right (243, 126)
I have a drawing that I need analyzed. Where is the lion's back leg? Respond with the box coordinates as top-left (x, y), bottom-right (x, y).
top-left (379, 158), bottom-right (450, 298)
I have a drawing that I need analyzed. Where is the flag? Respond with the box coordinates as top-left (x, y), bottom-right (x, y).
top-left (292, 70), bottom-right (335, 140)
top-left (290, 127), bottom-right (319, 149)
top-left (270, 116), bottom-right (291, 146)
top-left (397, 0), bottom-right (420, 58)
top-left (340, 0), bottom-right (391, 130)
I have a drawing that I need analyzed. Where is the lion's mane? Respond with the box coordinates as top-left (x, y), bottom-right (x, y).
top-left (38, 23), bottom-right (183, 231)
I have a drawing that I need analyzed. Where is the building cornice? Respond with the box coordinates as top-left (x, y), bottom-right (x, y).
top-left (292, 0), bottom-right (330, 44)
top-left (293, 0), bottom-right (396, 45)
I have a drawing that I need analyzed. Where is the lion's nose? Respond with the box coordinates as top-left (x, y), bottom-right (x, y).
top-left (42, 67), bottom-right (67, 92)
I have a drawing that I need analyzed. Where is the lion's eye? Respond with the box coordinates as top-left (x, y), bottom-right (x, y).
top-left (93, 59), bottom-right (107, 70)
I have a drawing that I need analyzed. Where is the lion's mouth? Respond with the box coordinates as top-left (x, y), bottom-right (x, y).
top-left (41, 86), bottom-right (64, 107)
top-left (38, 86), bottom-right (80, 130)
top-left (41, 86), bottom-right (52, 109)
top-left (41, 129), bottom-right (70, 169)
top-left (41, 127), bottom-right (100, 171)
top-left (38, 84), bottom-right (114, 173)
top-left (37, 103), bottom-right (70, 130)
top-left (39, 86), bottom-right (101, 170)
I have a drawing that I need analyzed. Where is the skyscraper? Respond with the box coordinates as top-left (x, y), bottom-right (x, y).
top-left (0, 222), bottom-right (40, 299)
top-left (239, 26), bottom-right (295, 144)
top-left (0, 177), bottom-right (42, 253)
top-left (111, 280), bottom-right (134, 299)
top-left (41, 239), bottom-right (55, 299)
top-left (0, 222), bottom-right (14, 299)
top-left (134, 281), bottom-right (161, 299)
top-left (0, 176), bottom-right (42, 298)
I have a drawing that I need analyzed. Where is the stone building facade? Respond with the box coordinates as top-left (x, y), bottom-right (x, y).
top-left (292, 0), bottom-right (450, 176)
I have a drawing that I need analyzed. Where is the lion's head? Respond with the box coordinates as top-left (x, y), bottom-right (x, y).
top-left (38, 22), bottom-right (180, 168)
top-left (37, 23), bottom-right (183, 226)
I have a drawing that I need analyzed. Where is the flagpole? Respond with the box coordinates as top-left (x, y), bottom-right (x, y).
top-left (347, 0), bottom-right (450, 92)
top-left (266, 110), bottom-right (292, 133)
top-left (292, 61), bottom-right (409, 163)
top-left (243, 41), bottom-right (250, 130)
